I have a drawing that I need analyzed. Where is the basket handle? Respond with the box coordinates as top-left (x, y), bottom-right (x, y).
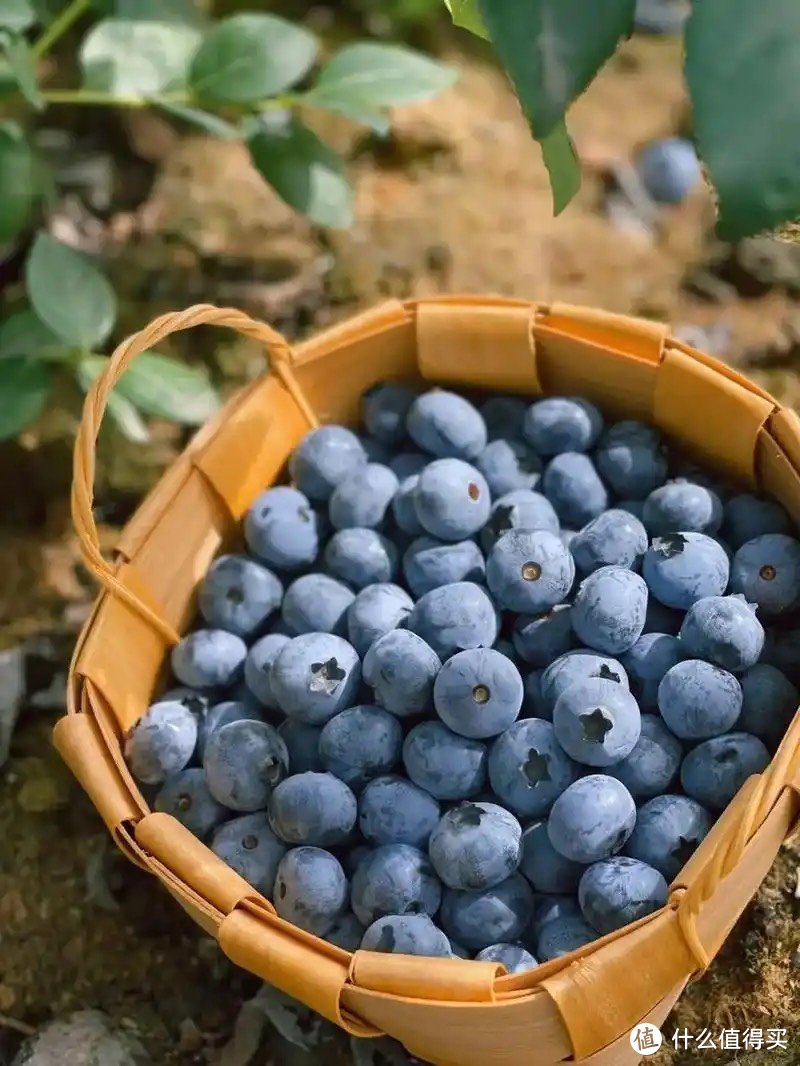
top-left (71, 303), bottom-right (316, 645)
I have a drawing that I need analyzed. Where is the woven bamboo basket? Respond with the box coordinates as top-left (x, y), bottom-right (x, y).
top-left (57, 296), bottom-right (800, 1066)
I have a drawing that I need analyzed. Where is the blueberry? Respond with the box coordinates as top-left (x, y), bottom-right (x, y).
top-left (487, 529), bottom-right (575, 613)
top-left (637, 137), bottom-right (700, 203)
top-left (547, 775), bottom-right (636, 864)
top-left (407, 581), bottom-right (498, 660)
top-left (244, 486), bottom-right (320, 571)
top-left (560, 528), bottom-right (579, 549)
top-left (476, 438), bottom-right (541, 497)
top-left (658, 659), bottom-right (742, 739)
top-left (448, 939), bottom-right (471, 959)
top-left (196, 700), bottom-right (261, 761)
top-left (274, 846), bottom-right (349, 935)
top-left (519, 821), bottom-right (585, 894)
top-left (155, 767), bottom-right (229, 839)
top-left (171, 629), bottom-right (247, 690)
top-left (358, 434), bottom-right (392, 465)
top-left (270, 633), bottom-right (361, 724)
top-left (403, 721), bottom-right (487, 800)
top-left (429, 801), bottom-right (522, 891)
top-left (607, 713), bottom-right (683, 799)
top-left (625, 794), bottom-right (712, 880)
top-left (351, 844), bottom-right (442, 926)
top-left (523, 397), bottom-right (603, 456)
top-left (540, 649), bottom-right (629, 719)
top-left (403, 536), bottom-right (484, 597)
top-left (325, 911), bottom-right (366, 952)
top-left (268, 772), bottom-right (357, 846)
top-left (542, 453), bottom-right (608, 527)
top-left (125, 701), bottom-right (198, 784)
top-left (289, 426), bottom-right (367, 502)
top-left (723, 494), bottom-right (790, 550)
top-left (530, 895), bottom-right (581, 940)
top-left (642, 532), bottom-right (729, 610)
top-left (643, 480), bottom-right (723, 537)
top-left (616, 499), bottom-right (646, 522)
top-left (324, 528), bottom-right (398, 589)
top-left (480, 489), bottom-right (560, 553)
top-left (244, 634), bottom-right (291, 709)
top-left (277, 719), bottom-right (323, 773)
top-left (329, 463), bottom-right (399, 531)
top-left (204, 719), bottom-right (289, 811)
top-left (680, 733), bottom-right (770, 811)
top-left (389, 452), bottom-right (428, 479)
top-left (407, 390), bottom-right (487, 461)
top-left (481, 396), bottom-right (528, 441)
top-left (512, 606), bottom-right (576, 667)
top-left (738, 663), bottom-right (799, 744)
top-left (578, 857), bottom-right (667, 935)
top-left (679, 595), bottom-right (764, 673)
top-left (319, 705), bottom-right (403, 790)
top-left (570, 509), bottom-right (648, 577)
top-left (160, 686), bottom-right (213, 720)
top-left (536, 915), bottom-right (596, 960)
top-left (391, 475), bottom-right (425, 536)
top-left (761, 625), bottom-right (800, 683)
top-left (572, 566), bottom-right (648, 654)
top-left (433, 648), bottom-right (523, 739)
top-left (282, 573), bottom-right (355, 637)
top-left (211, 813), bottom-right (286, 898)
top-left (595, 421), bottom-right (668, 500)
top-left (553, 677), bottom-right (642, 767)
top-left (643, 597), bottom-right (683, 636)
top-left (621, 632), bottom-right (684, 709)
top-left (347, 583), bottom-right (414, 657)
top-left (198, 554), bottom-right (282, 638)
top-left (341, 845), bottom-right (372, 880)
top-left (475, 943), bottom-right (538, 973)
top-left (362, 382), bottom-right (417, 444)
top-left (522, 669), bottom-right (546, 717)
top-left (359, 775), bottom-right (441, 848)
top-left (362, 630), bottom-right (441, 718)
top-left (730, 534), bottom-right (800, 615)
top-left (440, 873), bottom-right (534, 950)
top-left (488, 718), bottom-right (579, 818)
top-left (413, 459), bottom-right (491, 541)
top-left (360, 914), bottom-right (451, 957)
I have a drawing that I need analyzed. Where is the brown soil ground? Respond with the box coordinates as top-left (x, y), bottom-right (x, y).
top-left (1, 28), bottom-right (799, 1066)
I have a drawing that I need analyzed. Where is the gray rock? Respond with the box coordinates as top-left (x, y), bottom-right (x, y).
top-left (0, 646), bottom-right (25, 767)
top-left (13, 1011), bottom-right (146, 1066)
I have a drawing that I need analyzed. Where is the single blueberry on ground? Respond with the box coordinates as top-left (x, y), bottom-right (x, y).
top-left (571, 566), bottom-right (648, 655)
top-left (680, 732), bottom-right (770, 811)
top-left (553, 677), bottom-right (642, 767)
top-left (288, 426), bottom-right (367, 502)
top-left (324, 528), bottom-right (398, 589)
top-left (270, 633), bottom-right (361, 724)
top-left (362, 629), bottom-right (441, 718)
top-left (171, 629), bottom-right (247, 690)
top-left (244, 486), bottom-right (320, 572)
top-left (547, 775), bottom-right (637, 864)
top-left (198, 554), bottom-right (282, 638)
top-left (402, 721), bottom-right (487, 800)
top-left (413, 458), bottom-right (491, 541)
top-left (658, 659), bottom-right (742, 739)
top-left (360, 914), bottom-right (451, 957)
top-left (428, 801), bottom-right (522, 891)
top-left (578, 856), bottom-right (668, 935)
top-left (358, 775), bottom-right (441, 848)
top-left (642, 532), bottom-right (729, 610)
top-left (347, 583), bottom-right (414, 657)
top-left (488, 718), bottom-right (579, 818)
top-left (403, 536), bottom-right (485, 597)
top-left (204, 719), bottom-right (289, 811)
top-left (542, 452), bottom-right (609, 528)
top-left (523, 397), bottom-right (603, 456)
top-left (273, 846), bottom-right (349, 936)
top-left (319, 705), bottom-right (403, 791)
top-left (406, 389), bottom-right (487, 461)
top-left (486, 529), bottom-right (575, 614)
top-left (211, 813), bottom-right (287, 898)
top-left (125, 701), bottom-right (198, 785)
top-left (607, 713), bottom-right (683, 800)
top-left (155, 767), bottom-right (229, 839)
top-left (351, 844), bottom-right (442, 926)
top-left (440, 873), bottom-right (534, 950)
top-left (268, 772), bottom-right (358, 846)
top-left (679, 594), bottom-right (764, 673)
top-left (407, 581), bottom-right (499, 660)
top-left (729, 534), bottom-right (800, 615)
top-left (433, 648), bottom-right (523, 739)
top-left (624, 794), bottom-right (712, 880)
top-left (637, 137), bottom-right (700, 204)
top-left (282, 573), bottom-right (355, 637)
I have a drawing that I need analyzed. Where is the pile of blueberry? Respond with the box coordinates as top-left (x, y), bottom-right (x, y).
top-left (124, 384), bottom-right (800, 974)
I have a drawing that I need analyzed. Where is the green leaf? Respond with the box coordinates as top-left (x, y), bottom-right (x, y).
top-left (0, 357), bottom-right (50, 439)
top-left (0, 0), bottom-right (36, 33)
top-left (1, 33), bottom-right (43, 109)
top-left (111, 351), bottom-right (219, 424)
top-left (685, 0), bottom-right (800, 240)
top-left (0, 122), bottom-right (38, 242)
top-left (157, 100), bottom-right (239, 139)
top-left (443, 0), bottom-right (488, 39)
top-left (80, 18), bottom-right (201, 95)
top-left (190, 13), bottom-right (317, 103)
top-left (306, 43), bottom-right (456, 129)
top-left (115, 0), bottom-right (204, 25)
top-left (477, 0), bottom-right (635, 138)
top-left (76, 355), bottom-right (150, 443)
top-left (26, 233), bottom-right (117, 348)
top-left (247, 115), bottom-right (353, 228)
top-left (540, 120), bottom-right (581, 214)
top-left (0, 308), bottom-right (64, 360)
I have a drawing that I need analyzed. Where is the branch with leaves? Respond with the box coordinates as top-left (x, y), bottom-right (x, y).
top-left (0, 0), bottom-right (456, 443)
top-left (442, 0), bottom-right (800, 240)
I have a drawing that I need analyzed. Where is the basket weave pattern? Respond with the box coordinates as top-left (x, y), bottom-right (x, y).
top-left (58, 297), bottom-right (800, 1066)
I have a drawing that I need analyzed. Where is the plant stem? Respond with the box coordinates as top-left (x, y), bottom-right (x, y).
top-left (32, 0), bottom-right (92, 59)
top-left (42, 89), bottom-right (191, 108)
